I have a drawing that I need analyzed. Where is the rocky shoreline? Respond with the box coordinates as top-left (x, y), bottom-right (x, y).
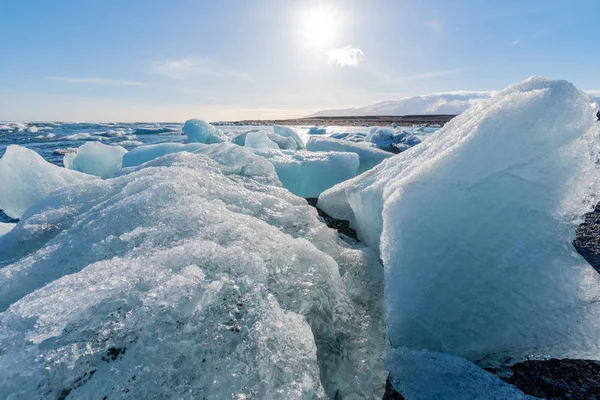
top-left (306, 198), bottom-right (600, 400)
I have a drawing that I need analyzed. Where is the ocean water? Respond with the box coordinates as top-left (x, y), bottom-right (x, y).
top-left (0, 122), bottom-right (185, 166)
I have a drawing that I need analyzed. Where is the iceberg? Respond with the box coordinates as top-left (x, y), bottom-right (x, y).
top-left (122, 143), bottom-right (204, 168)
top-left (306, 136), bottom-right (393, 174)
top-left (0, 145), bottom-right (95, 219)
top-left (273, 124), bottom-right (305, 149)
top-left (0, 148), bottom-right (387, 399)
top-left (319, 77), bottom-right (600, 365)
top-left (254, 149), bottom-right (359, 198)
top-left (244, 130), bottom-right (279, 149)
top-left (266, 132), bottom-right (298, 150)
top-left (183, 119), bottom-right (229, 144)
top-left (64, 142), bottom-right (128, 178)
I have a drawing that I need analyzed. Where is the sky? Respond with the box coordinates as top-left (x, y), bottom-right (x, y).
top-left (0, 0), bottom-right (598, 121)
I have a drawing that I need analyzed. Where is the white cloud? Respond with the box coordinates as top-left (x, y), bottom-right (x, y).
top-left (327, 45), bottom-right (364, 67)
top-left (585, 89), bottom-right (600, 97)
top-left (512, 39), bottom-right (520, 45)
top-left (151, 58), bottom-right (251, 81)
top-left (47, 77), bottom-right (147, 86)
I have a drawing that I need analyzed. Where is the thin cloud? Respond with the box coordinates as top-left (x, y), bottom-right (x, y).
top-left (151, 58), bottom-right (252, 81)
top-left (512, 39), bottom-right (520, 45)
top-left (585, 89), bottom-right (600, 97)
top-left (47, 77), bottom-right (147, 86)
top-left (327, 45), bottom-right (365, 67)
top-left (424, 20), bottom-right (444, 33)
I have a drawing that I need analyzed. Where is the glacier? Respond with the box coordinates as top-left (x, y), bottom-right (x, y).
top-left (64, 142), bottom-right (128, 178)
top-left (244, 130), bottom-right (280, 149)
top-left (306, 136), bottom-right (392, 174)
top-left (319, 77), bottom-right (600, 368)
top-left (0, 146), bottom-right (387, 399)
top-left (0, 145), bottom-right (95, 219)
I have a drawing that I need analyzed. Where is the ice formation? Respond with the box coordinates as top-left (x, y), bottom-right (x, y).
top-left (308, 126), bottom-right (327, 135)
top-left (319, 77), bottom-right (600, 366)
top-left (0, 147), bottom-right (387, 399)
top-left (64, 142), bottom-right (128, 178)
top-left (254, 149), bottom-right (359, 198)
top-left (365, 127), bottom-right (422, 151)
top-left (273, 124), bottom-right (305, 149)
top-left (0, 145), bottom-right (95, 218)
top-left (183, 119), bottom-right (229, 144)
top-left (306, 136), bottom-right (393, 174)
top-left (244, 130), bottom-right (279, 149)
top-left (266, 132), bottom-right (298, 150)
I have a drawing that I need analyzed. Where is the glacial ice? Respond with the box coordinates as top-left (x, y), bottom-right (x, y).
top-left (254, 149), bottom-right (360, 198)
top-left (0, 145), bottom-right (95, 219)
top-left (244, 130), bottom-right (279, 149)
top-left (385, 348), bottom-right (533, 400)
top-left (64, 142), bottom-right (128, 178)
top-left (365, 127), bottom-right (422, 151)
top-left (267, 131), bottom-right (298, 150)
top-left (319, 77), bottom-right (600, 366)
top-left (306, 136), bottom-right (393, 174)
top-left (0, 222), bottom-right (15, 237)
top-left (0, 147), bottom-right (387, 399)
top-left (273, 124), bottom-right (305, 149)
top-left (183, 118), bottom-right (229, 144)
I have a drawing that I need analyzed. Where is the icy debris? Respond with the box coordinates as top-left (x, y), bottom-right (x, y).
top-left (64, 142), bottom-right (128, 178)
top-left (385, 348), bottom-right (533, 400)
top-left (0, 145), bottom-right (95, 219)
top-left (244, 131), bottom-right (279, 149)
top-left (254, 149), bottom-right (359, 198)
top-left (0, 148), bottom-right (386, 399)
top-left (183, 119), bottom-right (229, 144)
top-left (365, 127), bottom-right (422, 151)
top-left (319, 77), bottom-right (600, 364)
top-left (306, 136), bottom-right (393, 174)
top-left (273, 124), bottom-right (305, 149)
top-left (308, 126), bottom-right (327, 135)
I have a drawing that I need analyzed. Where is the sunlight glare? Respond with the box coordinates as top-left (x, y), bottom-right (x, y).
top-left (298, 4), bottom-right (340, 48)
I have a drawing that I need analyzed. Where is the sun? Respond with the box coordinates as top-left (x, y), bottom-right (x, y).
top-left (297, 4), bottom-right (340, 48)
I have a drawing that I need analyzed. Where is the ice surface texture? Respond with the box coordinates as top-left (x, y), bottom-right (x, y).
top-left (0, 145), bottom-right (95, 219)
top-left (0, 145), bottom-right (387, 399)
top-left (254, 149), bottom-right (359, 198)
top-left (273, 124), bottom-right (305, 150)
top-left (244, 130), bottom-right (279, 149)
top-left (183, 118), bottom-right (230, 144)
top-left (319, 77), bottom-right (600, 364)
top-left (64, 142), bottom-right (128, 178)
top-left (307, 136), bottom-right (392, 174)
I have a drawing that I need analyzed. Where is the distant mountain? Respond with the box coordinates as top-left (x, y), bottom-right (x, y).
top-left (310, 91), bottom-right (600, 118)
top-left (309, 91), bottom-right (493, 117)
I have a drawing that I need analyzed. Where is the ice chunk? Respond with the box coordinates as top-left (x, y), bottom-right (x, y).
top-left (244, 131), bottom-right (279, 149)
top-left (254, 149), bottom-right (359, 198)
top-left (231, 129), bottom-right (258, 146)
top-left (267, 132), bottom-right (298, 150)
top-left (121, 143), bottom-right (204, 168)
top-left (0, 223), bottom-right (15, 237)
top-left (0, 149), bottom-right (386, 399)
top-left (0, 145), bottom-right (95, 219)
top-left (385, 348), bottom-right (533, 400)
top-left (183, 119), bottom-right (229, 144)
top-left (306, 136), bottom-right (393, 174)
top-left (308, 126), bottom-right (327, 135)
top-left (63, 142), bottom-right (128, 178)
top-left (319, 77), bottom-right (600, 363)
top-left (273, 124), bottom-right (305, 149)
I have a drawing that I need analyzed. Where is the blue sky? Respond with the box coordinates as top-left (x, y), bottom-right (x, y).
top-left (0, 0), bottom-right (598, 121)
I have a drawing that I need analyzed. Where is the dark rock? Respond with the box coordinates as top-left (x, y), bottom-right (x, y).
top-left (486, 359), bottom-right (600, 399)
top-left (305, 198), bottom-right (358, 241)
top-left (383, 376), bottom-right (405, 399)
top-left (574, 202), bottom-right (600, 273)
